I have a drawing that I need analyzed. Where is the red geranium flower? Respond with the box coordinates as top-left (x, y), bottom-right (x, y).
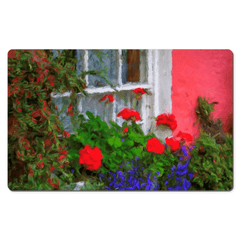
top-left (165, 137), bottom-right (180, 151)
top-left (133, 88), bottom-right (146, 100)
top-left (124, 127), bottom-right (128, 133)
top-left (156, 113), bottom-right (177, 130)
top-left (146, 138), bottom-right (165, 154)
top-left (79, 145), bottom-right (103, 171)
top-left (133, 88), bottom-right (146, 95)
top-left (99, 94), bottom-right (115, 102)
top-left (117, 108), bottom-right (141, 122)
top-left (177, 131), bottom-right (193, 142)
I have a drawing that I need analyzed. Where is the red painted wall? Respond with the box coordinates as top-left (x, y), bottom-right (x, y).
top-left (171, 50), bottom-right (233, 139)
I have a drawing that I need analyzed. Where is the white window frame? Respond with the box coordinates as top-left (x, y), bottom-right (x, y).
top-left (51, 49), bottom-right (172, 139)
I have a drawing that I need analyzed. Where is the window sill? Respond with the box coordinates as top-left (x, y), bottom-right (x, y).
top-left (51, 83), bottom-right (152, 98)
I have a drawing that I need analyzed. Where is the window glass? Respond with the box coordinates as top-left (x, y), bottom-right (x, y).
top-left (88, 50), bottom-right (117, 88)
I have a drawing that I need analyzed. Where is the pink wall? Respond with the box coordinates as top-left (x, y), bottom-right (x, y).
top-left (171, 50), bottom-right (233, 139)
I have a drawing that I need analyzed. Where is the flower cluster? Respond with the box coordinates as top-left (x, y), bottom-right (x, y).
top-left (146, 138), bottom-right (165, 154)
top-left (117, 108), bottom-right (141, 122)
top-left (99, 157), bottom-right (160, 190)
top-left (164, 160), bottom-right (193, 190)
top-left (164, 145), bottom-right (194, 190)
top-left (177, 131), bottom-right (193, 142)
top-left (79, 145), bottom-right (103, 171)
top-left (165, 137), bottom-right (180, 151)
top-left (156, 113), bottom-right (177, 130)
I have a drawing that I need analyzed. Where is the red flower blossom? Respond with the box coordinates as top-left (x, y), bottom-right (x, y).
top-left (42, 58), bottom-right (48, 62)
top-left (79, 145), bottom-right (103, 171)
top-left (156, 113), bottom-right (177, 130)
top-left (117, 108), bottom-right (141, 122)
top-left (124, 127), bottom-right (128, 133)
top-left (165, 137), bottom-right (180, 151)
top-left (55, 106), bottom-right (58, 111)
top-left (54, 68), bottom-right (59, 73)
top-left (59, 164), bottom-right (63, 168)
top-left (133, 88), bottom-right (146, 95)
top-left (37, 162), bottom-right (44, 169)
top-left (58, 155), bottom-right (66, 162)
top-left (68, 104), bottom-right (74, 116)
top-left (17, 108), bottom-right (22, 112)
top-left (32, 118), bottom-right (37, 123)
top-left (146, 138), bottom-right (165, 154)
top-left (49, 166), bottom-right (55, 171)
top-left (177, 131), bottom-right (193, 142)
top-left (63, 130), bottom-right (70, 138)
top-left (99, 94), bottom-right (115, 102)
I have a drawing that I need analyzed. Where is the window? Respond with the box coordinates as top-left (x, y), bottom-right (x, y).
top-left (51, 50), bottom-right (173, 139)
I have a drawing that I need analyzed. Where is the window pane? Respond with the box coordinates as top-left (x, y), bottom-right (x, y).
top-left (52, 96), bottom-right (74, 133)
top-left (81, 93), bottom-right (114, 124)
top-left (76, 50), bottom-right (83, 75)
top-left (122, 50), bottom-right (148, 85)
top-left (88, 50), bottom-right (117, 88)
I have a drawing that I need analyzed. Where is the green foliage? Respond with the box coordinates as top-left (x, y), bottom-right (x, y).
top-left (189, 132), bottom-right (233, 190)
top-left (68, 111), bottom-right (180, 187)
top-left (8, 50), bottom-right (110, 190)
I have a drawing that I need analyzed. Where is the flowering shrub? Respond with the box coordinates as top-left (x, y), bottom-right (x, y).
top-left (8, 50), bottom-right (110, 190)
top-left (188, 132), bottom-right (233, 190)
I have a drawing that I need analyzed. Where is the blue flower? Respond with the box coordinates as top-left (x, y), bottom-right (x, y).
top-left (188, 172), bottom-right (194, 180)
top-left (182, 178), bottom-right (191, 190)
top-left (168, 185), bottom-right (182, 191)
top-left (165, 180), bottom-right (169, 185)
top-left (153, 176), bottom-right (157, 180)
top-left (176, 168), bottom-right (188, 176)
top-left (171, 165), bottom-right (176, 171)
top-left (71, 169), bottom-right (75, 173)
top-left (156, 171), bottom-right (160, 175)
top-left (135, 157), bottom-right (140, 161)
top-left (121, 138), bottom-right (125, 142)
top-left (179, 157), bottom-right (183, 161)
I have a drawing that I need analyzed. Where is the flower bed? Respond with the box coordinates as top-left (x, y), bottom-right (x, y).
top-left (8, 50), bottom-right (233, 191)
